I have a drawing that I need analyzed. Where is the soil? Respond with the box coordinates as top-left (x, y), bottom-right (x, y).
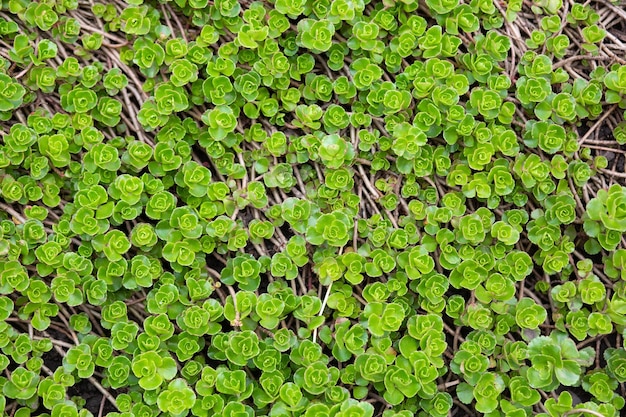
top-left (67, 378), bottom-right (117, 416)
top-left (32, 326), bottom-right (118, 416)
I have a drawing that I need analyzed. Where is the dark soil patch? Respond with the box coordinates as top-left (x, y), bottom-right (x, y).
top-left (38, 327), bottom-right (118, 416)
top-left (67, 378), bottom-right (117, 416)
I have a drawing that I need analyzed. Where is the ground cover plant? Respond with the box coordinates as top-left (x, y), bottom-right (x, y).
top-left (1, 0), bottom-right (626, 416)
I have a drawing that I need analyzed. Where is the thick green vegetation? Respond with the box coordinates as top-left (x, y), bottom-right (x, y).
top-left (0, 0), bottom-right (626, 416)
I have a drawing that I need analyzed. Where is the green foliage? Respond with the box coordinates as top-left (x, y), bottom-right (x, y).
top-left (297, 19), bottom-right (335, 52)
top-left (526, 332), bottom-right (594, 391)
top-left (0, 0), bottom-right (623, 416)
